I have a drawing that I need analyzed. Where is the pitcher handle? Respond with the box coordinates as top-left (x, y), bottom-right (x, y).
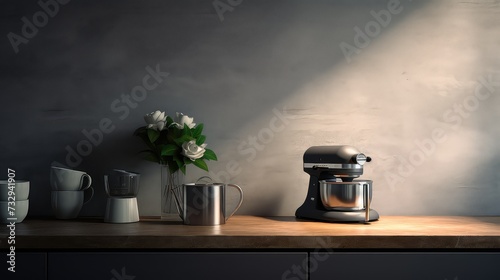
top-left (226, 184), bottom-right (243, 221)
top-left (195, 176), bottom-right (213, 184)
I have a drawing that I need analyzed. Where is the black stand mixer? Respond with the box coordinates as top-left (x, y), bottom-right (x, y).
top-left (295, 145), bottom-right (379, 223)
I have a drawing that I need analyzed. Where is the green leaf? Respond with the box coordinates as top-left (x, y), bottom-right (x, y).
top-left (192, 123), bottom-right (203, 138)
top-left (196, 135), bottom-right (206, 146)
top-left (156, 130), bottom-right (170, 145)
top-left (173, 155), bottom-right (184, 169)
top-left (174, 134), bottom-right (194, 146)
top-left (147, 129), bottom-right (160, 143)
top-left (166, 159), bottom-right (179, 173)
top-left (179, 165), bottom-right (186, 174)
top-left (161, 144), bottom-right (178, 156)
top-left (203, 149), bottom-right (218, 161)
top-left (192, 158), bottom-right (209, 172)
top-left (166, 116), bottom-right (174, 126)
top-left (135, 133), bottom-right (156, 150)
top-left (183, 124), bottom-right (192, 137)
top-left (133, 126), bottom-right (147, 136)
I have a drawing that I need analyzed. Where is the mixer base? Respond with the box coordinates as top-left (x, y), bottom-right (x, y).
top-left (295, 208), bottom-right (379, 223)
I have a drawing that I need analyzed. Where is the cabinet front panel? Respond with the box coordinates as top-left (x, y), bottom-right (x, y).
top-left (1, 252), bottom-right (46, 280)
top-left (309, 252), bottom-right (500, 280)
top-left (48, 252), bottom-right (307, 280)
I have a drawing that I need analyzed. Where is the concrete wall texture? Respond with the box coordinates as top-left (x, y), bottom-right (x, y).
top-left (1, 0), bottom-right (500, 217)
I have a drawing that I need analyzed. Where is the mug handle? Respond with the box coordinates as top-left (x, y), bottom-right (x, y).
top-left (83, 187), bottom-right (94, 204)
top-left (225, 184), bottom-right (243, 221)
top-left (80, 174), bottom-right (92, 191)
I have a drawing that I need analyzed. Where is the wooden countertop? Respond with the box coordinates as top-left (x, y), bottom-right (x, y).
top-left (2, 216), bottom-right (500, 250)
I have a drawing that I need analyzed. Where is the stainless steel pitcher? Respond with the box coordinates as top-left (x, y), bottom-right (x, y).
top-left (172, 182), bottom-right (243, 225)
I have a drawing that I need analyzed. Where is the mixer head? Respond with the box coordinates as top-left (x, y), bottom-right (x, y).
top-left (303, 145), bottom-right (371, 181)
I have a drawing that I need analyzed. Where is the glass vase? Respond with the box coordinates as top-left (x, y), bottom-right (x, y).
top-left (161, 165), bottom-right (184, 220)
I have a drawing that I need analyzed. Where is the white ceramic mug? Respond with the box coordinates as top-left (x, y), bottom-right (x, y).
top-left (51, 188), bottom-right (94, 219)
top-left (0, 180), bottom-right (30, 201)
top-left (50, 166), bottom-right (92, 191)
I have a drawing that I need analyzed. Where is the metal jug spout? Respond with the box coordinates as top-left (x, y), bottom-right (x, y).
top-left (171, 189), bottom-right (184, 221)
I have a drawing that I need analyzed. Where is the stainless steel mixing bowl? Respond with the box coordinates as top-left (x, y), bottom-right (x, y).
top-left (319, 180), bottom-right (372, 211)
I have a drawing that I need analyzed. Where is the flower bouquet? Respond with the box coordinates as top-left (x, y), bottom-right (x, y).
top-left (134, 110), bottom-right (217, 173)
top-left (134, 110), bottom-right (217, 217)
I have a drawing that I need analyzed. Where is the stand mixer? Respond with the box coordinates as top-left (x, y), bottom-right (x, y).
top-left (295, 145), bottom-right (379, 223)
top-left (104, 169), bottom-right (140, 223)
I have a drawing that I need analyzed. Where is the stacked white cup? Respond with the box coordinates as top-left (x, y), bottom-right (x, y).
top-left (0, 180), bottom-right (29, 223)
top-left (50, 166), bottom-right (94, 219)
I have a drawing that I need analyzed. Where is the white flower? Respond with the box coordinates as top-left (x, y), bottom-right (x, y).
top-left (144, 110), bottom-right (167, 131)
top-left (181, 140), bottom-right (207, 161)
top-left (173, 112), bottom-right (196, 129)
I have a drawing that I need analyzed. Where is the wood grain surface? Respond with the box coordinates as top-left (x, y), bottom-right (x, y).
top-left (1, 216), bottom-right (500, 249)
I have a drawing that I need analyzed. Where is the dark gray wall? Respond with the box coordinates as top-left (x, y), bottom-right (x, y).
top-left (1, 0), bottom-right (500, 217)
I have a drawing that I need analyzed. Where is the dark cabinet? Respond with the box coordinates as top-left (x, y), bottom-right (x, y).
top-left (1, 252), bottom-right (46, 280)
top-left (48, 252), bottom-right (307, 280)
top-left (5, 251), bottom-right (500, 280)
top-left (310, 252), bottom-right (500, 280)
